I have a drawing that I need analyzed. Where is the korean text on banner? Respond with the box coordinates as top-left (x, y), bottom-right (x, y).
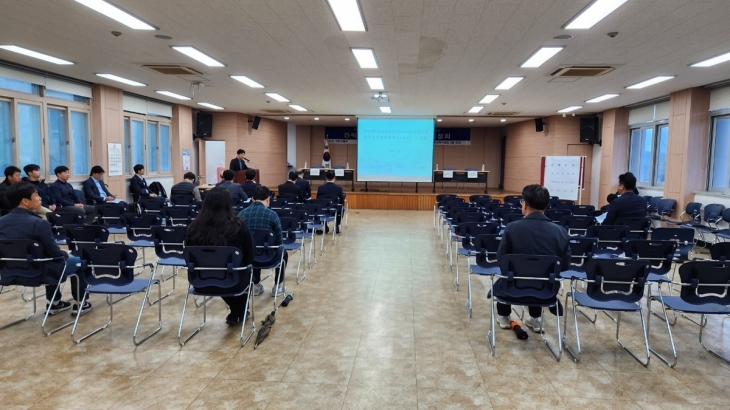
top-left (107, 143), bottom-right (123, 176)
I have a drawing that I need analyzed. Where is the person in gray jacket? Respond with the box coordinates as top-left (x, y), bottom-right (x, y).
top-left (219, 170), bottom-right (249, 204)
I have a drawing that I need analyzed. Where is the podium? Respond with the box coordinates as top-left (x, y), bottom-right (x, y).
top-left (233, 169), bottom-right (259, 184)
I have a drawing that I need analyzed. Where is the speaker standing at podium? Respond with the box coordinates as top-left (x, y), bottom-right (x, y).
top-left (229, 149), bottom-right (249, 172)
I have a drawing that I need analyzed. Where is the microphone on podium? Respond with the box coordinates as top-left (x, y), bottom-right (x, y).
top-left (244, 158), bottom-right (251, 163)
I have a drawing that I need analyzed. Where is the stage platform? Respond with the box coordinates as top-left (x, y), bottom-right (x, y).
top-left (315, 189), bottom-right (519, 211)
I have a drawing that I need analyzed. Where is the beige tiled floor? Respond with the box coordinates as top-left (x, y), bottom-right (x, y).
top-left (2, 209), bottom-right (730, 409)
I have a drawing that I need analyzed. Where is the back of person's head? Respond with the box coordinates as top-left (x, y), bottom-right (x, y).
top-left (23, 164), bottom-right (40, 175)
top-left (183, 172), bottom-right (196, 181)
top-left (245, 169), bottom-right (256, 181)
top-left (288, 171), bottom-right (297, 181)
top-left (252, 185), bottom-right (271, 201)
top-left (607, 193), bottom-right (618, 203)
top-left (133, 164), bottom-right (144, 174)
top-left (54, 165), bottom-right (69, 176)
top-left (237, 149), bottom-right (245, 155)
top-left (297, 169), bottom-right (304, 177)
top-left (188, 187), bottom-right (240, 246)
top-left (522, 184), bottom-right (550, 211)
top-left (89, 165), bottom-right (105, 176)
top-left (4, 166), bottom-right (21, 178)
top-left (7, 181), bottom-right (37, 208)
top-left (325, 170), bottom-right (335, 181)
top-left (619, 172), bottom-right (637, 191)
top-left (222, 170), bottom-right (235, 181)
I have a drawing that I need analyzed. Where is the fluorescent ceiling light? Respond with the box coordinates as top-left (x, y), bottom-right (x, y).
top-left (289, 104), bottom-right (308, 112)
top-left (565, 0), bottom-right (629, 29)
top-left (95, 73), bottom-right (145, 86)
top-left (521, 47), bottom-right (564, 68)
top-left (156, 91), bottom-right (190, 100)
top-left (0, 45), bottom-right (73, 65)
top-left (626, 76), bottom-right (674, 89)
top-left (586, 93), bottom-right (619, 103)
top-left (468, 119), bottom-right (475, 122)
top-left (314, 117), bottom-right (320, 120)
top-left (345, 118), bottom-right (350, 121)
top-left (351, 48), bottom-right (378, 69)
top-left (495, 77), bottom-right (524, 90)
top-left (327, 0), bottom-right (366, 31)
top-left (366, 77), bottom-right (385, 90)
top-left (380, 107), bottom-right (391, 113)
top-left (468, 106), bottom-right (484, 114)
top-left (501, 119), bottom-right (507, 122)
top-left (284, 117), bottom-right (289, 120)
top-left (265, 93), bottom-right (290, 102)
top-left (479, 94), bottom-right (500, 104)
top-left (172, 46), bottom-right (224, 67)
top-left (74, 0), bottom-right (155, 30)
top-left (557, 106), bottom-right (583, 113)
top-left (691, 51), bottom-right (730, 67)
top-left (230, 75), bottom-right (264, 88)
top-left (198, 102), bottom-right (224, 110)
top-left (437, 119), bottom-right (442, 122)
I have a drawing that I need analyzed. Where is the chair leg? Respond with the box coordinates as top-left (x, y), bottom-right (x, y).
top-left (698, 314), bottom-right (730, 364)
top-left (194, 295), bottom-right (212, 308)
top-left (646, 287), bottom-right (678, 368)
top-left (486, 276), bottom-right (497, 357)
top-left (562, 287), bottom-right (582, 362)
top-left (0, 285), bottom-right (18, 295)
top-left (615, 309), bottom-right (651, 366)
top-left (309, 233), bottom-right (318, 268)
top-left (272, 259), bottom-right (286, 310)
top-left (512, 305), bottom-right (525, 320)
top-left (538, 306), bottom-right (563, 362)
top-left (240, 282), bottom-right (256, 347)
top-left (178, 288), bottom-right (206, 347)
top-left (296, 245), bottom-right (306, 284)
top-left (454, 248), bottom-right (459, 291)
top-left (148, 265), bottom-right (179, 305)
top-left (0, 287), bottom-right (37, 331)
top-left (71, 291), bottom-right (112, 344)
top-left (42, 272), bottom-right (81, 336)
top-left (465, 262), bottom-right (472, 318)
top-left (21, 286), bottom-right (43, 302)
top-left (133, 279), bottom-right (163, 345)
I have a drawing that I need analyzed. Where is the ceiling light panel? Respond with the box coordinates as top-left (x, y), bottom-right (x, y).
top-left (586, 93), bottom-right (619, 103)
top-left (380, 107), bottom-right (391, 113)
top-left (479, 94), bottom-right (500, 104)
top-left (691, 51), bottom-right (730, 67)
top-left (198, 102), bottom-right (224, 110)
top-left (231, 75), bottom-right (264, 88)
top-left (351, 48), bottom-right (378, 69)
top-left (327, 0), bottom-right (366, 31)
top-left (156, 91), bottom-right (190, 100)
top-left (289, 104), bottom-right (308, 112)
top-left (495, 77), bottom-right (524, 90)
top-left (265, 93), bottom-right (290, 102)
top-left (565, 0), bottom-right (629, 30)
top-left (557, 106), bottom-right (583, 113)
top-left (95, 73), bottom-right (145, 86)
top-left (468, 106), bottom-right (484, 114)
top-left (626, 76), bottom-right (675, 89)
top-left (366, 77), bottom-right (385, 90)
top-left (74, 0), bottom-right (156, 30)
top-left (521, 47), bottom-right (564, 68)
top-left (0, 45), bottom-right (73, 65)
top-left (172, 46), bottom-right (224, 67)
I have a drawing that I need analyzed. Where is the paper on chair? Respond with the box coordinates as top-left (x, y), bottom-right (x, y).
top-left (310, 168), bottom-right (320, 176)
top-left (443, 170), bottom-right (454, 178)
top-left (335, 169), bottom-right (345, 177)
top-left (595, 212), bottom-right (607, 224)
top-left (467, 171), bottom-right (478, 179)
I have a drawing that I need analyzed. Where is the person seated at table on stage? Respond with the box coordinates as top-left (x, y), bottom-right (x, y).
top-left (278, 171), bottom-right (304, 203)
top-left (49, 166), bottom-right (97, 225)
top-left (186, 187), bottom-right (255, 325)
top-left (170, 172), bottom-right (202, 202)
top-left (219, 170), bottom-right (248, 203)
top-left (494, 184), bottom-right (571, 332)
top-left (22, 164), bottom-right (59, 217)
top-left (229, 149), bottom-right (249, 172)
top-left (129, 164), bottom-right (160, 202)
top-left (83, 165), bottom-right (125, 206)
top-left (603, 172), bottom-right (646, 225)
top-left (241, 169), bottom-right (260, 198)
top-left (0, 182), bottom-right (91, 315)
top-left (0, 166), bottom-right (23, 213)
top-left (317, 170), bottom-right (346, 234)
top-left (295, 169), bottom-right (311, 200)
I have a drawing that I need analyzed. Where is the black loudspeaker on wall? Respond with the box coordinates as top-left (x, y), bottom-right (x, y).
top-left (195, 112), bottom-right (213, 139)
top-left (535, 118), bottom-right (544, 132)
top-left (252, 116), bottom-right (261, 130)
top-left (580, 116), bottom-right (599, 144)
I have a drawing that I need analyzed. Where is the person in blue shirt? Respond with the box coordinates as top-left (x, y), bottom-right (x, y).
top-left (83, 165), bottom-right (125, 206)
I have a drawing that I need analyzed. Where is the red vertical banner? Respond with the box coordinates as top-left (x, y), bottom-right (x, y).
top-left (540, 156), bottom-right (546, 185)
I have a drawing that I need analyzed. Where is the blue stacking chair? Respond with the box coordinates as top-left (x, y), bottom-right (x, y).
top-left (487, 255), bottom-right (564, 360)
top-left (251, 229), bottom-right (287, 308)
top-left (679, 204), bottom-right (724, 245)
top-left (615, 216), bottom-right (652, 239)
top-left (295, 203), bottom-right (324, 262)
top-left (545, 209), bottom-right (572, 223)
top-left (161, 206), bottom-right (197, 226)
top-left (454, 222), bottom-right (499, 291)
top-left (560, 215), bottom-right (595, 236)
top-left (149, 226), bottom-right (187, 305)
top-left (563, 258), bottom-right (651, 365)
top-left (469, 194), bottom-right (491, 204)
top-left (170, 195), bottom-right (197, 208)
top-left (665, 202), bottom-right (702, 227)
top-left (434, 194), bottom-right (458, 228)
top-left (71, 243), bottom-right (161, 345)
top-left (449, 212), bottom-right (488, 268)
top-left (0, 239), bottom-right (79, 335)
top-left (466, 233), bottom-right (502, 318)
top-left (95, 203), bottom-right (127, 237)
top-left (46, 212), bottom-right (83, 245)
top-left (277, 208), bottom-right (315, 269)
top-left (586, 225), bottom-right (629, 258)
top-left (502, 213), bottom-right (524, 227)
top-left (713, 209), bottom-right (730, 242)
top-left (280, 217), bottom-right (306, 284)
top-left (64, 225), bottom-right (112, 257)
top-left (503, 195), bottom-right (522, 208)
top-left (648, 198), bottom-right (676, 228)
top-left (649, 261), bottom-right (730, 367)
top-left (651, 227), bottom-right (694, 266)
top-left (311, 198), bottom-right (339, 246)
top-left (710, 242), bottom-right (730, 261)
top-left (490, 206), bottom-right (516, 224)
top-left (570, 205), bottom-right (595, 216)
top-left (554, 199), bottom-right (575, 210)
top-left (138, 198), bottom-right (165, 214)
top-left (179, 246), bottom-right (255, 347)
top-left (123, 213), bottom-right (163, 265)
top-left (560, 237), bottom-right (599, 322)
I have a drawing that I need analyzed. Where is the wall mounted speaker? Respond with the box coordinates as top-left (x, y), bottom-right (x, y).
top-left (580, 116), bottom-right (599, 143)
top-left (252, 116), bottom-right (261, 130)
top-left (196, 112), bottom-right (213, 138)
top-left (535, 117), bottom-right (544, 132)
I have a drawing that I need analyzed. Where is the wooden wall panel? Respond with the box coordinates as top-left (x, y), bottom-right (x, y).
top-left (171, 105), bottom-right (192, 180)
top-left (295, 125), bottom-right (311, 168)
top-left (598, 108), bottom-right (629, 207)
top-left (91, 84), bottom-right (125, 197)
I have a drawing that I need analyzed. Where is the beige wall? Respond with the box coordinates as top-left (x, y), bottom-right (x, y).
top-left (171, 104), bottom-right (193, 179)
top-left (598, 108), bottom-right (629, 207)
top-left (91, 84), bottom-right (125, 197)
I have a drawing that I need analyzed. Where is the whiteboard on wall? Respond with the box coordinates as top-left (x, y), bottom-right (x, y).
top-left (540, 156), bottom-right (585, 201)
top-left (204, 140), bottom-right (226, 185)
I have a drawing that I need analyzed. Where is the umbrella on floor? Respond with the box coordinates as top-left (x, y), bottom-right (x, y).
top-left (254, 310), bottom-right (276, 349)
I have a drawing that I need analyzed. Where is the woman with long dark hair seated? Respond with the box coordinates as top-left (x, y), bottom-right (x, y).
top-left (186, 187), bottom-right (255, 325)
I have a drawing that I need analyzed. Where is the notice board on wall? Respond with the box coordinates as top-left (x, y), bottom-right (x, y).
top-left (540, 156), bottom-right (586, 201)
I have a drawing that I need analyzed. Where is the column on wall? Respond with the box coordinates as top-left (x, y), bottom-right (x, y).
top-left (598, 108), bottom-right (629, 206)
top-left (91, 84), bottom-right (125, 196)
top-left (171, 104), bottom-right (193, 179)
top-left (664, 87), bottom-right (711, 214)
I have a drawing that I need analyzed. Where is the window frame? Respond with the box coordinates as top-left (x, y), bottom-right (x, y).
top-left (707, 112), bottom-right (730, 193)
top-left (627, 120), bottom-right (669, 188)
top-left (122, 112), bottom-right (172, 176)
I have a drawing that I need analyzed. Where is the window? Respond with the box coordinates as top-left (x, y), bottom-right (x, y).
top-left (160, 124), bottom-right (171, 172)
top-left (47, 107), bottom-right (68, 172)
top-left (147, 122), bottom-right (158, 173)
top-left (45, 89), bottom-right (90, 104)
top-left (628, 124), bottom-right (668, 187)
top-left (17, 103), bottom-right (42, 168)
top-left (131, 119), bottom-right (145, 167)
top-left (123, 115), bottom-right (172, 175)
top-left (70, 111), bottom-right (89, 175)
top-left (710, 115), bottom-right (730, 192)
top-left (0, 76), bottom-right (40, 95)
top-left (0, 100), bottom-right (12, 171)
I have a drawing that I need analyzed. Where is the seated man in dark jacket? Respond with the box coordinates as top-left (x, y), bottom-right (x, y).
top-left (0, 165), bottom-right (23, 212)
top-left (218, 170), bottom-right (248, 204)
top-left (170, 172), bottom-right (202, 202)
top-left (129, 164), bottom-right (160, 202)
top-left (278, 171), bottom-right (304, 202)
top-left (241, 169), bottom-right (260, 198)
top-left (316, 170), bottom-right (346, 233)
top-left (603, 172), bottom-right (647, 225)
top-left (0, 182), bottom-right (91, 315)
top-left (83, 165), bottom-right (123, 205)
top-left (23, 164), bottom-right (59, 217)
top-left (295, 169), bottom-right (311, 200)
top-left (49, 166), bottom-right (97, 225)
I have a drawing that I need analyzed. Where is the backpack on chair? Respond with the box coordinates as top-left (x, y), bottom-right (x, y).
top-left (149, 181), bottom-right (168, 199)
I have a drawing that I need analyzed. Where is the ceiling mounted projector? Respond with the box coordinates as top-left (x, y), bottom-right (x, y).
top-left (371, 92), bottom-right (389, 103)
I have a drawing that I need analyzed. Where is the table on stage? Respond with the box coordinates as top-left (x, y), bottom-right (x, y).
top-left (301, 168), bottom-right (355, 192)
top-left (432, 170), bottom-right (489, 193)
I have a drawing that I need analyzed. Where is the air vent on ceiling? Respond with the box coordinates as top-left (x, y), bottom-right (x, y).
top-left (487, 112), bottom-right (519, 116)
top-left (550, 66), bottom-right (614, 77)
top-left (260, 109), bottom-right (290, 114)
top-left (143, 65), bottom-right (205, 76)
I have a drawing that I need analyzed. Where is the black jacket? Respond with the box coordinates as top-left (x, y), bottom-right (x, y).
top-left (50, 180), bottom-right (82, 207)
top-left (278, 181), bottom-right (304, 202)
top-left (603, 192), bottom-right (647, 225)
top-left (229, 158), bottom-right (249, 172)
top-left (295, 178), bottom-right (311, 199)
top-left (241, 181), bottom-right (260, 198)
top-left (22, 178), bottom-right (56, 208)
top-left (129, 174), bottom-right (151, 201)
top-left (82, 177), bottom-right (113, 205)
top-left (496, 212), bottom-right (571, 270)
top-left (316, 181), bottom-right (345, 205)
top-left (219, 181), bottom-right (249, 203)
top-left (0, 179), bottom-right (12, 211)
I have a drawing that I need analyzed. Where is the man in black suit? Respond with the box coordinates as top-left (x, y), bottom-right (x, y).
top-left (241, 169), bottom-right (260, 198)
top-left (278, 171), bottom-right (304, 202)
top-left (317, 170), bottom-right (346, 233)
top-left (295, 169), bottom-right (311, 200)
top-left (129, 164), bottom-right (159, 202)
top-left (83, 166), bottom-right (119, 205)
top-left (50, 166), bottom-right (97, 224)
top-left (603, 172), bottom-right (647, 225)
top-left (219, 170), bottom-right (249, 203)
top-left (229, 149), bottom-right (249, 172)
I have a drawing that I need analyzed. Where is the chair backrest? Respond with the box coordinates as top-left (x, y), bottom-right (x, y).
top-left (250, 229), bottom-right (281, 267)
top-left (184, 246), bottom-right (251, 290)
top-left (469, 195), bottom-right (491, 204)
top-left (317, 194), bottom-right (340, 205)
top-left (656, 198), bottom-right (675, 217)
top-left (161, 206), bottom-right (197, 226)
top-left (77, 243), bottom-right (137, 287)
top-left (723, 208), bottom-right (730, 225)
top-left (492, 206), bottom-right (516, 220)
top-left (677, 261), bottom-right (730, 306)
top-left (64, 225), bottom-right (110, 254)
top-left (503, 213), bottom-right (524, 225)
top-left (623, 240), bottom-right (677, 273)
top-left (0, 239), bottom-right (53, 285)
top-left (123, 213), bottom-right (163, 241)
top-left (703, 204), bottom-right (725, 224)
top-left (269, 198), bottom-right (289, 210)
top-left (614, 217), bottom-right (652, 238)
top-left (503, 195), bottom-right (522, 207)
top-left (586, 225), bottom-right (629, 249)
top-left (568, 237), bottom-right (598, 268)
top-left (648, 196), bottom-right (663, 213)
top-left (447, 206), bottom-right (477, 221)
top-left (138, 198), bottom-right (165, 213)
top-left (554, 199), bottom-right (575, 210)
top-left (152, 226), bottom-right (187, 258)
top-left (684, 202), bottom-right (702, 220)
top-left (440, 197), bottom-right (464, 208)
top-left (46, 212), bottom-right (84, 241)
top-left (95, 203), bottom-right (126, 227)
top-left (545, 208), bottom-right (573, 222)
top-left (455, 212), bottom-right (487, 225)
top-left (279, 217), bottom-right (300, 244)
top-left (460, 222), bottom-right (499, 239)
top-left (297, 203), bottom-right (322, 222)
top-left (584, 258), bottom-right (650, 303)
top-left (710, 242), bottom-right (730, 262)
top-left (277, 193), bottom-right (300, 204)
top-left (560, 215), bottom-right (596, 233)
top-left (473, 234), bottom-right (503, 263)
top-left (170, 195), bottom-right (197, 207)
top-left (436, 194), bottom-right (457, 204)
top-left (496, 254), bottom-right (562, 299)
top-left (570, 205), bottom-right (595, 216)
